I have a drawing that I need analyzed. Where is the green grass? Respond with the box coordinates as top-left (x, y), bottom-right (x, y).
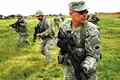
top-left (0, 15), bottom-right (120, 80)
top-left (98, 15), bottom-right (120, 80)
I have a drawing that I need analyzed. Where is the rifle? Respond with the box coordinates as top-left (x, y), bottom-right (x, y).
top-left (58, 28), bottom-right (87, 80)
top-left (6, 20), bottom-right (23, 28)
top-left (6, 23), bottom-right (15, 28)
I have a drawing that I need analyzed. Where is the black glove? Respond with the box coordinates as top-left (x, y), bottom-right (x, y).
top-left (11, 24), bottom-right (15, 28)
top-left (57, 39), bottom-right (68, 52)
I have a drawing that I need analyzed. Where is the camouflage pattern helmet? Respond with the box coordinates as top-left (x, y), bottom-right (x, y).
top-left (35, 10), bottom-right (44, 16)
top-left (16, 14), bottom-right (23, 18)
top-left (69, 0), bottom-right (88, 11)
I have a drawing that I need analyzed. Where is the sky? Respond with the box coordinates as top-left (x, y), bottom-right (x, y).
top-left (0, 0), bottom-right (120, 16)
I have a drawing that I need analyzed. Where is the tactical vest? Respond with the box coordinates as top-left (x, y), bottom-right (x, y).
top-left (15, 19), bottom-right (27, 32)
top-left (71, 24), bottom-right (87, 63)
top-left (37, 19), bottom-right (46, 33)
top-left (37, 18), bottom-right (55, 39)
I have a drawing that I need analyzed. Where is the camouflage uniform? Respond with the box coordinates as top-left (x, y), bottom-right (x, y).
top-left (54, 16), bottom-right (60, 28)
top-left (87, 14), bottom-right (100, 25)
top-left (14, 14), bottom-right (30, 46)
top-left (57, 1), bottom-right (101, 80)
top-left (35, 11), bottom-right (55, 63)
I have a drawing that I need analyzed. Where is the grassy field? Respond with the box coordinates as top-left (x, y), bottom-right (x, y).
top-left (0, 15), bottom-right (120, 80)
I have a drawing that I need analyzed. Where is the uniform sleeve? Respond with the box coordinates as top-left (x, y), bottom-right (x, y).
top-left (40, 19), bottom-right (52, 36)
top-left (82, 27), bottom-right (101, 73)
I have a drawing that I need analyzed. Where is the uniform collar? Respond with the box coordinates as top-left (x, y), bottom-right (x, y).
top-left (67, 21), bottom-right (85, 31)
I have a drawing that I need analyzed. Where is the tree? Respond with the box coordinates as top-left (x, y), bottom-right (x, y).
top-left (8, 14), bottom-right (16, 18)
top-left (0, 15), bottom-right (3, 19)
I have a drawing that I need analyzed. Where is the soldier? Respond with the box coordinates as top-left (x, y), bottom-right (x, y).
top-left (34, 10), bottom-right (55, 63)
top-left (33, 19), bottom-right (53, 42)
top-left (87, 14), bottom-right (100, 25)
top-left (61, 15), bottom-right (65, 22)
top-left (57, 0), bottom-right (101, 80)
top-left (54, 16), bottom-right (60, 28)
top-left (10, 14), bottom-right (30, 46)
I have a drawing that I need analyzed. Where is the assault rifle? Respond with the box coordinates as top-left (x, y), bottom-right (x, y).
top-left (57, 28), bottom-right (87, 80)
top-left (6, 23), bottom-right (16, 28)
top-left (6, 20), bottom-right (23, 28)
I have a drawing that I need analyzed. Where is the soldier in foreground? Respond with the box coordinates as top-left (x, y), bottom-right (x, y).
top-left (34, 10), bottom-right (55, 63)
top-left (87, 14), bottom-right (100, 25)
top-left (7, 14), bottom-right (31, 46)
top-left (57, 0), bottom-right (101, 80)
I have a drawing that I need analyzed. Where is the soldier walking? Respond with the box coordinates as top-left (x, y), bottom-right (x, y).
top-left (8, 14), bottom-right (31, 46)
top-left (34, 10), bottom-right (55, 63)
top-left (57, 1), bottom-right (101, 80)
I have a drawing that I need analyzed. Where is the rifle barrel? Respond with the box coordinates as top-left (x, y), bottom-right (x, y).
top-left (6, 25), bottom-right (10, 28)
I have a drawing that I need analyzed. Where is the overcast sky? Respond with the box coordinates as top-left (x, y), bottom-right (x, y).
top-left (0, 0), bottom-right (120, 16)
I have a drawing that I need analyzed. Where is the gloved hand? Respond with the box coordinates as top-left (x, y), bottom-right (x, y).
top-left (57, 39), bottom-right (68, 52)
